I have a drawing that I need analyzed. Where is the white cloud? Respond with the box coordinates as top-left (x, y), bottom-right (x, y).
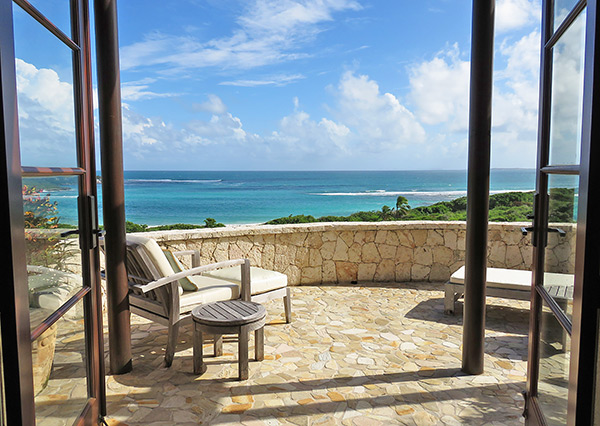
top-left (270, 108), bottom-right (350, 156)
top-left (121, 80), bottom-right (178, 101)
top-left (546, 14), bottom-right (586, 164)
top-left (193, 94), bottom-right (228, 115)
top-left (495, 0), bottom-right (541, 33)
top-left (15, 59), bottom-right (77, 166)
top-left (407, 29), bottom-right (542, 168)
top-left (219, 73), bottom-right (305, 87)
top-left (16, 59), bottom-right (75, 133)
top-left (187, 112), bottom-right (249, 142)
top-left (239, 0), bottom-right (361, 35)
top-left (120, 0), bottom-right (362, 73)
top-left (334, 71), bottom-right (426, 151)
top-left (119, 69), bottom-right (427, 167)
top-left (408, 44), bottom-right (470, 130)
top-left (494, 30), bottom-right (541, 131)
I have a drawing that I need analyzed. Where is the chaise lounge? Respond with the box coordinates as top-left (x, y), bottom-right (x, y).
top-left (445, 265), bottom-right (574, 314)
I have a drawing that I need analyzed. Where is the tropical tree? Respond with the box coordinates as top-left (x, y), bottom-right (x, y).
top-left (395, 196), bottom-right (411, 217)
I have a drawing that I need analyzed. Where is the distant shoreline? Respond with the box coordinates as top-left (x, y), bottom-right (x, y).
top-left (120, 168), bottom-right (537, 173)
top-left (36, 170), bottom-right (546, 226)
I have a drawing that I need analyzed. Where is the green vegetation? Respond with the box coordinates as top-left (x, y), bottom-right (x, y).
top-left (265, 189), bottom-right (576, 225)
top-left (403, 191), bottom-right (536, 222)
top-left (124, 217), bottom-right (225, 233)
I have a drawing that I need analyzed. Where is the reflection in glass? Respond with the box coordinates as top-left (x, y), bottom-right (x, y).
top-left (543, 175), bottom-right (577, 320)
top-left (538, 299), bottom-right (570, 426)
top-left (23, 177), bottom-right (82, 332)
top-left (554, 0), bottom-right (580, 31)
top-left (548, 174), bottom-right (578, 224)
top-left (13, 6), bottom-right (78, 168)
top-left (548, 9), bottom-right (586, 166)
top-left (33, 299), bottom-right (88, 426)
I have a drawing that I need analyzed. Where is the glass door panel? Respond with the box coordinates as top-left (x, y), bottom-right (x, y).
top-left (33, 299), bottom-right (88, 426)
top-left (23, 176), bottom-right (84, 332)
top-left (24, 0), bottom-right (72, 35)
top-left (548, 9), bottom-right (586, 166)
top-left (537, 299), bottom-right (570, 425)
top-left (12, 4), bottom-right (78, 168)
top-left (554, 0), bottom-right (581, 30)
top-left (22, 176), bottom-right (92, 425)
top-left (527, 0), bottom-right (587, 423)
top-left (10, 0), bottom-right (104, 422)
top-left (543, 174), bottom-right (577, 321)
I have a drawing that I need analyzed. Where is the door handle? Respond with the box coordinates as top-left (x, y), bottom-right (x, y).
top-left (60, 229), bottom-right (104, 237)
top-left (548, 227), bottom-right (566, 236)
top-left (521, 226), bottom-right (534, 236)
top-left (61, 229), bottom-right (80, 238)
top-left (520, 226), bottom-right (566, 236)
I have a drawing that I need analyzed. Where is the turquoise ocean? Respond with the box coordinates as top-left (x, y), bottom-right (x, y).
top-left (39, 169), bottom-right (547, 226)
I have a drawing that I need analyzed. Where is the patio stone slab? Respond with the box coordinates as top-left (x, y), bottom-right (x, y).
top-left (104, 282), bottom-right (529, 425)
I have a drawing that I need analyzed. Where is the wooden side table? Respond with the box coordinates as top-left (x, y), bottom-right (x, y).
top-left (192, 300), bottom-right (266, 380)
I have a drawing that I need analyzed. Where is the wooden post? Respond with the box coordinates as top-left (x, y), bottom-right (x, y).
top-left (462, 0), bottom-right (495, 375)
top-left (93, 0), bottom-right (132, 374)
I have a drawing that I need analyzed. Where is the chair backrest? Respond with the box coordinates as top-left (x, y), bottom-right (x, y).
top-left (125, 234), bottom-right (181, 319)
top-left (126, 235), bottom-right (177, 280)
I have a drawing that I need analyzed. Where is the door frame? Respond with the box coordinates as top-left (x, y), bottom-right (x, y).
top-left (0, 0), bottom-right (105, 423)
top-left (0, 0), bottom-right (35, 423)
top-left (526, 0), bottom-right (600, 424)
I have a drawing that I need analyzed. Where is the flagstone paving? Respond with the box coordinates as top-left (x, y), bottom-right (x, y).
top-left (104, 282), bottom-right (530, 425)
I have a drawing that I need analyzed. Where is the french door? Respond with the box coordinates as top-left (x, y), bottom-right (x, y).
top-left (0, 0), bottom-right (105, 424)
top-left (525, 0), bottom-right (600, 424)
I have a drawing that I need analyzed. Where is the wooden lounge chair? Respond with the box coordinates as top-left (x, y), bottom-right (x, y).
top-left (124, 234), bottom-right (290, 366)
top-left (445, 265), bottom-right (574, 314)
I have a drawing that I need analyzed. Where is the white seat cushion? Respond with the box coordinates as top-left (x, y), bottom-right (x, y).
top-left (27, 266), bottom-right (82, 310)
top-left (180, 276), bottom-right (240, 312)
top-left (204, 266), bottom-right (287, 295)
top-left (450, 265), bottom-right (573, 292)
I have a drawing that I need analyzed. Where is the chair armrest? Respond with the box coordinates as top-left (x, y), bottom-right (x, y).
top-left (172, 249), bottom-right (200, 267)
top-left (134, 258), bottom-right (250, 294)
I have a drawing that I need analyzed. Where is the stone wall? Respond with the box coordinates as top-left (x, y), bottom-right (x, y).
top-left (141, 221), bottom-right (576, 285)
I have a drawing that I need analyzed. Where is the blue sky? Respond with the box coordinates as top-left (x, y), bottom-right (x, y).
top-left (13, 0), bottom-right (543, 171)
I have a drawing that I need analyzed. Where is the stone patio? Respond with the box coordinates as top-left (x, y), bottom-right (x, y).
top-left (102, 282), bottom-right (530, 425)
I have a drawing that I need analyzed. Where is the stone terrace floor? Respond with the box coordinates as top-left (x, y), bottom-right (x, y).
top-left (104, 282), bottom-right (529, 426)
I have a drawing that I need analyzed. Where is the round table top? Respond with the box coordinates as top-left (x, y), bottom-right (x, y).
top-left (192, 300), bottom-right (266, 326)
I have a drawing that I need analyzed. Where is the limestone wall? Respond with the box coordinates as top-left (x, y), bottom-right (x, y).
top-left (141, 221), bottom-right (576, 285)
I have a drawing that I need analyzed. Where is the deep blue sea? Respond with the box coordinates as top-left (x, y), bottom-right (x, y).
top-left (40, 169), bottom-right (546, 226)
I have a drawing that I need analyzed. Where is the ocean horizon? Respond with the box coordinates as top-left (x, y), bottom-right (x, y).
top-left (29, 169), bottom-right (552, 227)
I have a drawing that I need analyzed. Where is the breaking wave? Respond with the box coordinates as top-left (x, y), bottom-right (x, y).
top-left (126, 179), bottom-right (222, 184)
top-left (313, 189), bottom-right (534, 197)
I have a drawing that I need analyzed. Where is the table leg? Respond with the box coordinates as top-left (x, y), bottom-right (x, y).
top-left (255, 327), bottom-right (264, 361)
top-left (239, 325), bottom-right (249, 380)
top-left (214, 334), bottom-right (223, 357)
top-left (193, 324), bottom-right (206, 375)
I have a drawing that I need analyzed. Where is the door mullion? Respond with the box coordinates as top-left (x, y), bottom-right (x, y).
top-left (526, 0), bottom-right (554, 414)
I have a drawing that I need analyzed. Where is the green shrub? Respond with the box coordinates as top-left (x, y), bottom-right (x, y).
top-left (203, 218), bottom-right (225, 228)
top-left (264, 190), bottom-right (540, 225)
top-left (125, 221), bottom-right (148, 233)
top-left (124, 218), bottom-right (224, 232)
